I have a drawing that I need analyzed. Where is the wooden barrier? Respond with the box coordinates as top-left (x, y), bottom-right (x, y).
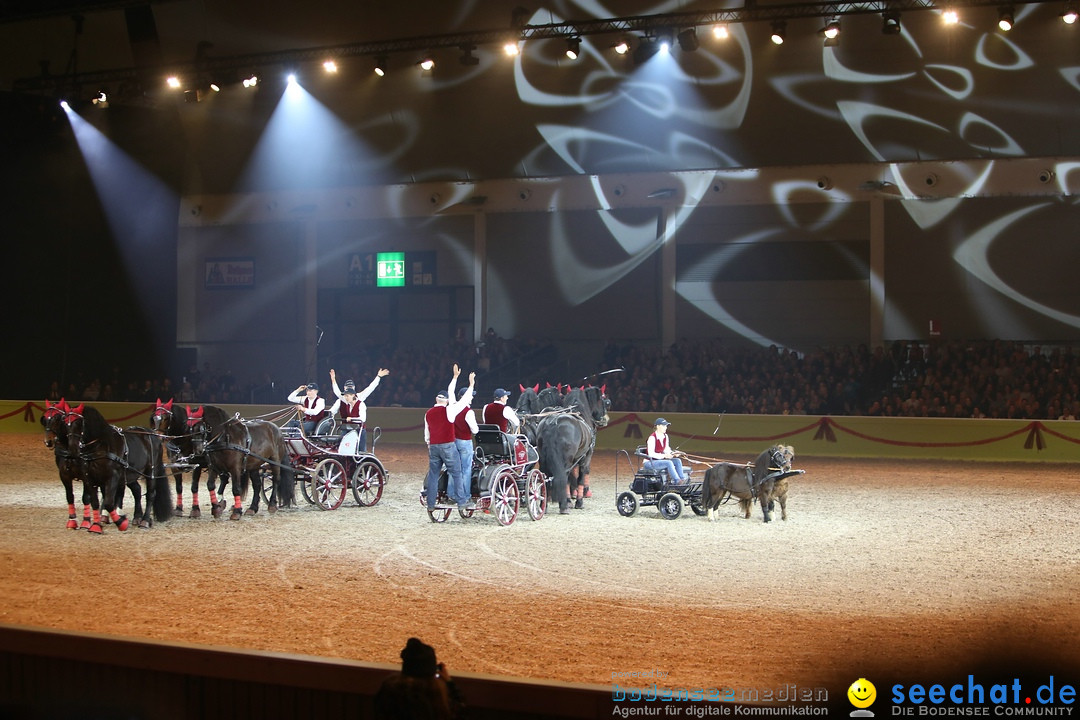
top-left (8, 400), bottom-right (1080, 462)
top-left (0, 624), bottom-right (616, 719)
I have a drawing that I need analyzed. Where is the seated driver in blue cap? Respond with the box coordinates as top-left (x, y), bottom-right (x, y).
top-left (482, 387), bottom-right (520, 433)
top-left (644, 418), bottom-right (689, 484)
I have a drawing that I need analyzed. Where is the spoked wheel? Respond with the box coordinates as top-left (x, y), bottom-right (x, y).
top-left (428, 507), bottom-right (452, 523)
top-left (525, 468), bottom-right (547, 521)
top-left (690, 501), bottom-right (708, 516)
top-left (490, 468), bottom-right (520, 526)
top-left (299, 468), bottom-right (316, 505)
top-left (658, 492), bottom-right (685, 520)
top-left (458, 504), bottom-right (475, 519)
top-left (312, 458), bottom-right (348, 510)
top-left (351, 459), bottom-right (386, 507)
top-left (616, 491), bottom-right (639, 517)
top-left (259, 466), bottom-right (275, 507)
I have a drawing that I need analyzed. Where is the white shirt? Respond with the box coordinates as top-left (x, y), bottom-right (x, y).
top-left (329, 375), bottom-right (381, 422)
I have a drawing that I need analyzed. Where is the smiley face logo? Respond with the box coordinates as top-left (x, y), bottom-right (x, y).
top-left (848, 678), bottom-right (877, 709)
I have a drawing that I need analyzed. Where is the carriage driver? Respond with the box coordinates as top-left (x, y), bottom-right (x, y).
top-left (287, 382), bottom-right (327, 435)
top-left (644, 418), bottom-right (690, 484)
top-left (329, 367), bottom-right (389, 452)
top-left (483, 388), bottom-right (521, 433)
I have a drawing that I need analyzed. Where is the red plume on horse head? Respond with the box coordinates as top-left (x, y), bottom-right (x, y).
top-left (69, 403), bottom-right (84, 415)
top-left (156, 398), bottom-right (173, 411)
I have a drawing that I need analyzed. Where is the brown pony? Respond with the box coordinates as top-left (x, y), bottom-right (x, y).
top-left (701, 445), bottom-right (796, 523)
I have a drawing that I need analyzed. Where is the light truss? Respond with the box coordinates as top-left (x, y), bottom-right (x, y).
top-left (11, 0), bottom-right (1070, 95)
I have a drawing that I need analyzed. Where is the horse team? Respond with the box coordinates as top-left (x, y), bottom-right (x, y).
top-left (39, 383), bottom-right (798, 532)
top-left (41, 398), bottom-right (295, 533)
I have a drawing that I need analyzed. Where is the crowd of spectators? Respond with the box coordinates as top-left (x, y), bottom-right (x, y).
top-left (45, 337), bottom-right (1080, 421)
top-left (599, 338), bottom-right (1080, 420)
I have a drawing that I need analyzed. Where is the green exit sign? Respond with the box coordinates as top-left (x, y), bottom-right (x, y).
top-left (376, 252), bottom-right (406, 287)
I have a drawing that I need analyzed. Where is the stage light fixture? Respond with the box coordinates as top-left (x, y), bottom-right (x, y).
top-left (565, 37), bottom-right (580, 60)
top-left (460, 44), bottom-right (479, 66)
top-left (209, 82), bottom-right (221, 92)
top-left (614, 39), bottom-right (629, 54)
top-left (942, 7), bottom-right (959, 24)
top-left (677, 28), bottom-right (699, 51)
top-left (91, 90), bottom-right (107, 106)
top-left (166, 76), bottom-right (181, 89)
top-left (374, 56), bottom-right (387, 76)
top-left (420, 57), bottom-right (435, 71)
top-left (1063, 2), bottom-right (1078, 23)
top-left (712, 24), bottom-right (729, 39)
top-left (882, 10), bottom-right (902, 34)
top-left (823, 19), bottom-right (841, 46)
top-left (633, 36), bottom-right (660, 63)
top-left (323, 59), bottom-right (338, 73)
top-left (503, 40), bottom-right (520, 57)
top-left (770, 21), bottom-right (786, 45)
top-left (998, 7), bottom-right (1015, 30)
top-left (242, 74), bottom-right (258, 88)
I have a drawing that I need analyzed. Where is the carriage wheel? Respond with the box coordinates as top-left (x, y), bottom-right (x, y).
top-left (299, 468), bottom-right (316, 505)
top-left (490, 468), bottom-right (520, 526)
top-left (525, 469), bottom-right (547, 521)
top-left (259, 466), bottom-right (275, 506)
top-left (351, 459), bottom-right (386, 507)
top-left (458, 505), bottom-right (475, 519)
top-left (616, 491), bottom-right (639, 517)
top-left (658, 492), bottom-right (685, 520)
top-left (312, 458), bottom-right (347, 511)
top-left (690, 501), bottom-right (708, 516)
top-left (428, 507), bottom-right (452, 523)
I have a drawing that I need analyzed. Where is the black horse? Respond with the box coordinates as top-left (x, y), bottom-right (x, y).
top-left (700, 445), bottom-right (797, 523)
top-left (40, 398), bottom-right (88, 529)
top-left (197, 414), bottom-right (295, 521)
top-left (532, 385), bottom-right (609, 514)
top-left (65, 404), bottom-right (172, 533)
top-left (152, 400), bottom-right (232, 518)
top-left (559, 385), bottom-right (610, 505)
top-left (515, 384), bottom-right (541, 416)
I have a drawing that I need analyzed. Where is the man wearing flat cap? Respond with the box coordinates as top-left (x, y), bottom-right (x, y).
top-left (286, 381), bottom-right (327, 435)
top-left (482, 387), bottom-right (520, 433)
top-left (644, 417), bottom-right (689, 484)
top-left (329, 366), bottom-right (389, 451)
top-left (424, 364), bottom-right (476, 520)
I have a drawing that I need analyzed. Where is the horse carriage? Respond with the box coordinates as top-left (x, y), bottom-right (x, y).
top-left (614, 446), bottom-right (709, 520)
top-left (280, 414), bottom-right (388, 511)
top-left (616, 444), bottom-right (805, 522)
top-left (421, 424), bottom-right (549, 525)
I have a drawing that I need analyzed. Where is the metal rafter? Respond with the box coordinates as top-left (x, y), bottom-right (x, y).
top-left (11, 0), bottom-right (1069, 95)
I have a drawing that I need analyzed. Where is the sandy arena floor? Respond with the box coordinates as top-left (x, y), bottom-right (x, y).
top-left (1, 434), bottom-right (1078, 694)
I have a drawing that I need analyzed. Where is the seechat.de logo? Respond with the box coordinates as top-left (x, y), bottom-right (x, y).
top-left (849, 678), bottom-right (877, 717)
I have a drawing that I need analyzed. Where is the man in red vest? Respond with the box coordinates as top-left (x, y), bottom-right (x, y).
top-left (424, 365), bottom-right (475, 519)
top-left (452, 386), bottom-right (480, 504)
top-left (329, 367), bottom-right (389, 451)
top-left (287, 382), bottom-right (326, 435)
top-left (483, 388), bottom-right (520, 433)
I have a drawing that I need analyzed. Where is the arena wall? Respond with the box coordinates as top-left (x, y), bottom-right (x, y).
top-left (9, 401), bottom-right (1080, 462)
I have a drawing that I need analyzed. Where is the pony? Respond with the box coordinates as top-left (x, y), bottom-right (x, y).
top-left (64, 404), bottom-right (172, 533)
top-left (41, 398), bottom-right (86, 529)
top-left (700, 445), bottom-right (796, 523)
top-left (151, 400), bottom-right (231, 518)
top-left (197, 414), bottom-right (295, 521)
